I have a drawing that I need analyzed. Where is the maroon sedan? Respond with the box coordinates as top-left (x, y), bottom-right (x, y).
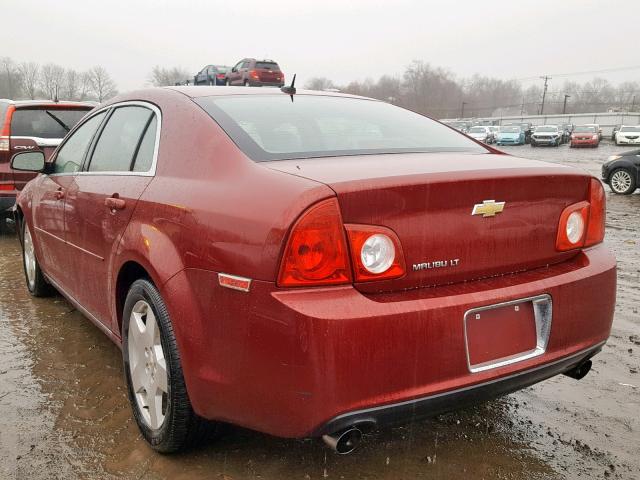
top-left (11, 87), bottom-right (616, 454)
top-left (570, 125), bottom-right (600, 148)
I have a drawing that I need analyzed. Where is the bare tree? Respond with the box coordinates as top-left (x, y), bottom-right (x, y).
top-left (63, 69), bottom-right (80, 100)
top-left (304, 77), bottom-right (335, 91)
top-left (1, 57), bottom-right (23, 99)
top-left (79, 71), bottom-right (93, 100)
top-left (149, 66), bottom-right (191, 86)
top-left (88, 66), bottom-right (117, 102)
top-left (40, 63), bottom-right (65, 100)
top-left (19, 62), bottom-right (39, 99)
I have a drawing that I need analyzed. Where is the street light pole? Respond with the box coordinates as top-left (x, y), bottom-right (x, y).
top-left (540, 76), bottom-right (551, 115)
top-left (562, 94), bottom-right (571, 114)
top-left (461, 101), bottom-right (467, 118)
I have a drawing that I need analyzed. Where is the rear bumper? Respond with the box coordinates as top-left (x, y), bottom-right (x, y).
top-left (313, 342), bottom-right (602, 435)
top-left (163, 244), bottom-right (616, 438)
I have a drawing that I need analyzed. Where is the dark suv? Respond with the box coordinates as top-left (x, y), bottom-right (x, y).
top-left (194, 65), bottom-right (230, 86)
top-left (225, 59), bottom-right (284, 87)
top-left (0, 100), bottom-right (94, 231)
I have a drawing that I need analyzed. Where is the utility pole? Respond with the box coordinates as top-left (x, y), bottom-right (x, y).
top-left (520, 96), bottom-right (525, 115)
top-left (540, 75), bottom-right (551, 115)
top-left (461, 101), bottom-right (467, 118)
top-left (632, 95), bottom-right (637, 112)
top-left (562, 94), bottom-right (571, 114)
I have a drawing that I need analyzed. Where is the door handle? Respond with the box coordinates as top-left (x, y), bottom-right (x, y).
top-left (54, 188), bottom-right (65, 200)
top-left (105, 196), bottom-right (126, 211)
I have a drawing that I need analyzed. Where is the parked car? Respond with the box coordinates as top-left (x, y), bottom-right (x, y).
top-left (467, 126), bottom-right (494, 143)
top-left (488, 126), bottom-right (500, 143)
top-left (225, 59), bottom-right (284, 87)
top-left (0, 100), bottom-right (94, 232)
top-left (12, 87), bottom-right (614, 455)
top-left (602, 148), bottom-right (640, 194)
top-left (506, 122), bottom-right (533, 143)
top-left (611, 125), bottom-right (621, 141)
top-left (496, 125), bottom-right (525, 145)
top-left (531, 125), bottom-right (562, 147)
top-left (570, 125), bottom-right (600, 148)
top-left (614, 125), bottom-right (640, 146)
top-left (449, 121), bottom-right (472, 133)
top-left (559, 123), bottom-right (574, 144)
top-left (194, 65), bottom-right (231, 86)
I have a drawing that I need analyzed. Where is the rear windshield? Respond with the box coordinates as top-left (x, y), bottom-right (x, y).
top-left (255, 62), bottom-right (280, 70)
top-left (195, 95), bottom-right (486, 161)
top-left (11, 108), bottom-right (90, 138)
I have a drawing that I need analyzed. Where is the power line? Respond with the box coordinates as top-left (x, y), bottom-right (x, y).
top-left (514, 64), bottom-right (640, 82)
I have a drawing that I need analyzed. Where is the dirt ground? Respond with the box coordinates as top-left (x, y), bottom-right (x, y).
top-left (0, 142), bottom-right (638, 479)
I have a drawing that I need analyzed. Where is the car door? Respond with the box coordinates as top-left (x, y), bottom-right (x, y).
top-left (229, 61), bottom-right (244, 85)
top-left (31, 111), bottom-right (107, 291)
top-left (64, 103), bottom-right (159, 329)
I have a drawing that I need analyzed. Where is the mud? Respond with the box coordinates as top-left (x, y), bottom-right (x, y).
top-left (0, 142), bottom-right (638, 479)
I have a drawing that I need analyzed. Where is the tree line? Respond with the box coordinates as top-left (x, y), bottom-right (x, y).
top-left (304, 61), bottom-right (640, 118)
top-left (0, 57), bottom-right (118, 102)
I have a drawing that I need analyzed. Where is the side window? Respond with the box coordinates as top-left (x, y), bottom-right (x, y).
top-left (234, 61), bottom-right (243, 71)
top-left (132, 116), bottom-right (158, 172)
top-left (88, 106), bottom-right (153, 172)
top-left (53, 111), bottom-right (106, 174)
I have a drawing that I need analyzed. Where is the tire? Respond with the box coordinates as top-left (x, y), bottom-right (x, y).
top-left (243, 80), bottom-right (249, 87)
top-left (21, 221), bottom-right (53, 297)
top-left (531, 141), bottom-right (537, 147)
top-left (208, 79), bottom-right (214, 86)
top-left (225, 79), bottom-right (230, 86)
top-left (608, 168), bottom-right (636, 195)
top-left (122, 279), bottom-right (218, 453)
top-left (0, 213), bottom-right (11, 234)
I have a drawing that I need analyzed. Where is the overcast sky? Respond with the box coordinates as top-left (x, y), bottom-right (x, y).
top-left (3, 0), bottom-right (639, 92)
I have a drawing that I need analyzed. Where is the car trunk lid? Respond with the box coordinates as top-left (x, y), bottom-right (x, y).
top-left (267, 152), bottom-right (590, 293)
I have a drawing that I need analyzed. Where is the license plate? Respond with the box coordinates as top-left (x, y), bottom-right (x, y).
top-left (464, 295), bottom-right (552, 373)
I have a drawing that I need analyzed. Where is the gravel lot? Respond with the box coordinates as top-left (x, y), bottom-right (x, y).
top-left (0, 141), bottom-right (638, 479)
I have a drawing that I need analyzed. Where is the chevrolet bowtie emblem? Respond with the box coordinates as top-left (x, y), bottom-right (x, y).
top-left (472, 200), bottom-right (506, 217)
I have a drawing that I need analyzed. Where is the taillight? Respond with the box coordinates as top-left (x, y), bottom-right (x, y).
top-left (556, 201), bottom-right (589, 251)
top-left (345, 225), bottom-right (405, 281)
top-left (250, 70), bottom-right (259, 79)
top-left (277, 199), bottom-right (352, 287)
top-left (0, 183), bottom-right (14, 191)
top-left (556, 178), bottom-right (606, 251)
top-left (585, 178), bottom-right (605, 246)
top-left (216, 74), bottom-right (225, 79)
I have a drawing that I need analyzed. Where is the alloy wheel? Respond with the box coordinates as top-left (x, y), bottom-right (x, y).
top-left (128, 300), bottom-right (169, 430)
top-left (23, 225), bottom-right (36, 290)
top-left (610, 170), bottom-right (633, 194)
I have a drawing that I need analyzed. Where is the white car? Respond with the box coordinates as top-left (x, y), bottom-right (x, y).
top-left (615, 125), bottom-right (640, 146)
top-left (467, 126), bottom-right (493, 143)
top-left (531, 125), bottom-right (562, 147)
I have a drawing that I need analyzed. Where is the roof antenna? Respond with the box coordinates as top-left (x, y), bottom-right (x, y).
top-left (280, 74), bottom-right (296, 101)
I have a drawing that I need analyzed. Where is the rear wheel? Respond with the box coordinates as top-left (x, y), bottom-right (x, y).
top-left (21, 221), bottom-right (53, 297)
top-left (122, 279), bottom-right (218, 452)
top-left (243, 80), bottom-right (249, 87)
top-left (609, 168), bottom-right (636, 195)
top-left (225, 79), bottom-right (230, 86)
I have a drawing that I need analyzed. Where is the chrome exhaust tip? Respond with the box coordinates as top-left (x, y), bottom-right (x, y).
top-left (322, 427), bottom-right (363, 455)
top-left (564, 359), bottom-right (592, 380)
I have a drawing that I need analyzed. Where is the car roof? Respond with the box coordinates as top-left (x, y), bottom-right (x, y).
top-left (0, 99), bottom-right (96, 108)
top-left (165, 85), bottom-right (371, 101)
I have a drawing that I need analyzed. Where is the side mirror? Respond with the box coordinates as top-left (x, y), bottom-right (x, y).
top-left (10, 151), bottom-right (45, 172)
top-left (231, 67), bottom-right (237, 73)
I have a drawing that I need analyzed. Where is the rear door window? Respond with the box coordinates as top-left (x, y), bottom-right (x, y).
top-left (10, 109), bottom-right (90, 139)
top-left (256, 62), bottom-right (279, 70)
top-left (132, 116), bottom-right (158, 172)
top-left (53, 111), bottom-right (107, 174)
top-left (88, 106), bottom-right (153, 172)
